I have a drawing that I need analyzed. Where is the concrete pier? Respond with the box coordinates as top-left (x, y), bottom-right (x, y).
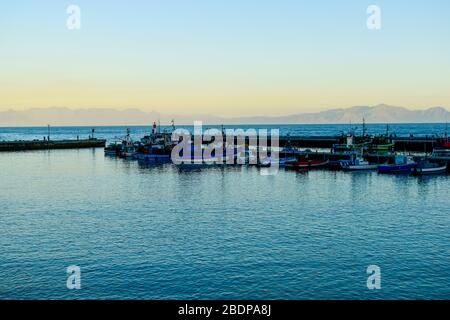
top-left (216, 134), bottom-right (440, 152)
top-left (0, 139), bottom-right (106, 152)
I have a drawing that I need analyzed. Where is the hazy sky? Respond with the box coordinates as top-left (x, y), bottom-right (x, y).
top-left (1, 1), bottom-right (450, 116)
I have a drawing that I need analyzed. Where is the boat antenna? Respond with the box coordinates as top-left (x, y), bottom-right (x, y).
top-left (362, 118), bottom-right (367, 137)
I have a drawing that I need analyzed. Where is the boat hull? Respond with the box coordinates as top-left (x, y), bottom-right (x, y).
top-left (258, 157), bottom-right (297, 167)
top-left (342, 164), bottom-right (378, 171)
top-left (377, 163), bottom-right (416, 174)
top-left (411, 165), bottom-right (447, 175)
top-left (285, 160), bottom-right (329, 169)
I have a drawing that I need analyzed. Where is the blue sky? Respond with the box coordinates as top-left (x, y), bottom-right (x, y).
top-left (1, 1), bottom-right (450, 115)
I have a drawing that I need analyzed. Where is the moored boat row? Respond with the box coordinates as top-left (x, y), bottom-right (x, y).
top-left (105, 122), bottom-right (449, 176)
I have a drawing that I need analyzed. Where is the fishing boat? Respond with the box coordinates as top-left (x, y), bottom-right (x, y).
top-left (368, 125), bottom-right (395, 154)
top-left (333, 119), bottom-right (373, 154)
top-left (136, 140), bottom-right (172, 162)
top-left (332, 132), bottom-right (370, 153)
top-left (341, 157), bottom-right (378, 171)
top-left (136, 148), bottom-right (171, 162)
top-left (104, 141), bottom-right (122, 156)
top-left (411, 159), bottom-right (447, 175)
top-left (329, 159), bottom-right (353, 170)
top-left (369, 142), bottom-right (395, 153)
top-left (440, 140), bottom-right (450, 149)
top-left (431, 148), bottom-right (450, 159)
top-left (377, 155), bottom-right (417, 174)
top-left (437, 136), bottom-right (450, 149)
top-left (121, 144), bottom-right (137, 159)
top-left (119, 129), bottom-right (138, 159)
top-left (285, 159), bottom-right (329, 169)
top-left (437, 123), bottom-right (450, 149)
top-left (136, 121), bottom-right (176, 162)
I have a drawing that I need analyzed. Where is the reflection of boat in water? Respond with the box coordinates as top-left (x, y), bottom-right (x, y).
top-left (411, 159), bottom-right (447, 175)
top-left (176, 155), bottom-right (232, 168)
top-left (285, 159), bottom-right (329, 169)
top-left (378, 155), bottom-right (416, 174)
top-left (137, 152), bottom-right (171, 162)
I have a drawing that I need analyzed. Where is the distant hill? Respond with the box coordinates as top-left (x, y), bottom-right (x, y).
top-left (268, 104), bottom-right (450, 125)
top-left (0, 104), bottom-right (449, 126)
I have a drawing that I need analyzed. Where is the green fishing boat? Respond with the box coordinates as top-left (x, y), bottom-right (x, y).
top-left (368, 124), bottom-right (395, 153)
top-left (332, 119), bottom-right (371, 154)
top-left (369, 142), bottom-right (395, 152)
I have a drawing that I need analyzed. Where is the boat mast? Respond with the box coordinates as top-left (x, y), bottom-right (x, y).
top-left (362, 118), bottom-right (367, 138)
top-left (445, 120), bottom-right (448, 139)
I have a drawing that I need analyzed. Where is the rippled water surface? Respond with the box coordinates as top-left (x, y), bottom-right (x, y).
top-left (1, 148), bottom-right (449, 300)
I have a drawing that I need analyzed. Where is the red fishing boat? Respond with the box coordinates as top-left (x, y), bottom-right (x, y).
top-left (285, 159), bottom-right (329, 169)
top-left (438, 137), bottom-right (450, 149)
top-left (438, 124), bottom-right (450, 149)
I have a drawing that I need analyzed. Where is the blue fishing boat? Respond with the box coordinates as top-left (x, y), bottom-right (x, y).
top-left (377, 155), bottom-right (417, 174)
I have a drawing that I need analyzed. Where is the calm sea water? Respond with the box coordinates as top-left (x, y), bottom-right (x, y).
top-left (0, 123), bottom-right (448, 142)
top-left (0, 124), bottom-right (449, 300)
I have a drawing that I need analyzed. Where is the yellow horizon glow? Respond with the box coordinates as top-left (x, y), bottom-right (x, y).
top-left (2, 2), bottom-right (450, 116)
top-left (1, 80), bottom-right (449, 116)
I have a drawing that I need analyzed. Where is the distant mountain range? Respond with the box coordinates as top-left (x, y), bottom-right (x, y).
top-left (0, 104), bottom-right (449, 126)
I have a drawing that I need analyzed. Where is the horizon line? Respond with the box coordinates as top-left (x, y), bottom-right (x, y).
top-left (2, 121), bottom-right (450, 129)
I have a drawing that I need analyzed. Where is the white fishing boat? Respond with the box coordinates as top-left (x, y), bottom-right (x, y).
top-left (411, 159), bottom-right (447, 175)
top-left (258, 156), bottom-right (297, 167)
top-left (341, 157), bottom-right (378, 171)
top-left (431, 148), bottom-right (450, 160)
top-left (120, 129), bottom-right (138, 159)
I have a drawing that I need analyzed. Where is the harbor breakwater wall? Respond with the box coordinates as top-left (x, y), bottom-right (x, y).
top-left (221, 135), bottom-right (439, 153)
top-left (0, 135), bottom-right (441, 153)
top-left (0, 139), bottom-right (106, 152)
